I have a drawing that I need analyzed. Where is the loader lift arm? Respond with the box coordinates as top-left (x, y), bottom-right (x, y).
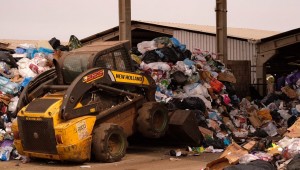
top-left (60, 67), bottom-right (156, 120)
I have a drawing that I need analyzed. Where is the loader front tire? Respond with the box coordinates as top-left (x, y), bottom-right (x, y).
top-left (137, 102), bottom-right (169, 138)
top-left (92, 123), bottom-right (127, 163)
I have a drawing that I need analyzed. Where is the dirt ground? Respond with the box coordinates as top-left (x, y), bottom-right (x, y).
top-left (0, 146), bottom-right (221, 170)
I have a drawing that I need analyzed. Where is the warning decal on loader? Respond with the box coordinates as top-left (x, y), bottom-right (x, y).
top-left (82, 69), bottom-right (104, 83)
top-left (76, 120), bottom-right (88, 140)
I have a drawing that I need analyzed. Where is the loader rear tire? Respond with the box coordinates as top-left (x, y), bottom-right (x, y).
top-left (137, 102), bottom-right (169, 138)
top-left (92, 123), bottom-right (127, 163)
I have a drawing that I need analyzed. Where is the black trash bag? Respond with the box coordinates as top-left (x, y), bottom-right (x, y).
top-left (167, 98), bottom-right (183, 110)
top-left (261, 93), bottom-right (279, 106)
top-left (142, 50), bottom-right (160, 64)
top-left (0, 51), bottom-right (18, 68)
top-left (288, 115), bottom-right (297, 128)
top-left (0, 118), bottom-right (4, 130)
top-left (183, 49), bottom-right (192, 59)
top-left (223, 81), bottom-right (237, 96)
top-left (131, 47), bottom-right (142, 56)
top-left (204, 137), bottom-right (225, 149)
top-left (270, 110), bottom-right (282, 123)
top-left (172, 47), bottom-right (186, 61)
top-left (181, 97), bottom-right (206, 113)
top-left (167, 97), bottom-right (206, 113)
top-left (167, 80), bottom-right (179, 91)
top-left (253, 138), bottom-right (272, 151)
top-left (170, 71), bottom-right (188, 85)
top-left (192, 110), bottom-right (208, 128)
top-left (56, 45), bottom-right (69, 51)
top-left (287, 154), bottom-right (300, 170)
top-left (156, 47), bottom-right (179, 64)
top-left (48, 37), bottom-right (61, 49)
top-left (224, 160), bottom-right (276, 170)
top-left (251, 128), bottom-right (268, 138)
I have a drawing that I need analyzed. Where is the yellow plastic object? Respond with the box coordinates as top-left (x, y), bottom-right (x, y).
top-left (257, 108), bottom-right (272, 121)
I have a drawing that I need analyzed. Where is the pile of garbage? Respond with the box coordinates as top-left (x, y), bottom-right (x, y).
top-left (0, 36), bottom-right (81, 161)
top-left (132, 37), bottom-right (300, 170)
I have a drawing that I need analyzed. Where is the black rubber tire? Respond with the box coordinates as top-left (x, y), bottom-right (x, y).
top-left (137, 102), bottom-right (169, 138)
top-left (92, 123), bottom-right (127, 163)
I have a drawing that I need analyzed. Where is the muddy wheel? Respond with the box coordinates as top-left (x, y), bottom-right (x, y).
top-left (137, 102), bottom-right (169, 138)
top-left (92, 123), bottom-right (127, 163)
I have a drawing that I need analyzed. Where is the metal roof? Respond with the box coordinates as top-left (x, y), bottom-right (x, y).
top-left (136, 20), bottom-right (280, 41)
top-left (72, 40), bottom-right (129, 52)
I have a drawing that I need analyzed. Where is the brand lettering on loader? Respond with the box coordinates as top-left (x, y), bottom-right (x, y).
top-left (82, 70), bottom-right (104, 83)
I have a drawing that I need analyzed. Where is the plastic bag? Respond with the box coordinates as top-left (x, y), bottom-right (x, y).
top-left (170, 71), bottom-right (188, 85)
top-left (0, 146), bottom-right (13, 161)
top-left (210, 78), bottom-right (224, 93)
top-left (146, 62), bottom-right (171, 72)
top-left (278, 110), bottom-right (292, 120)
top-left (137, 41), bottom-right (157, 54)
top-left (0, 76), bottom-right (9, 86)
top-left (1, 82), bottom-right (19, 95)
top-left (170, 37), bottom-right (186, 52)
top-left (239, 154), bottom-right (259, 164)
top-left (183, 83), bottom-right (204, 96)
top-left (8, 96), bottom-right (19, 112)
top-left (142, 50), bottom-right (160, 64)
top-left (262, 122), bottom-right (278, 137)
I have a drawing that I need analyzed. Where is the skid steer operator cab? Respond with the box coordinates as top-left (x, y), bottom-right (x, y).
top-left (56, 41), bottom-right (134, 85)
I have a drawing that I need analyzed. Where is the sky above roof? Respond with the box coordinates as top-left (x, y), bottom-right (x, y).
top-left (0, 0), bottom-right (299, 41)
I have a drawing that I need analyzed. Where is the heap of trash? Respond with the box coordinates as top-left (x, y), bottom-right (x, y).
top-left (0, 35), bottom-right (299, 170)
top-left (131, 37), bottom-right (300, 170)
top-left (0, 36), bottom-right (78, 161)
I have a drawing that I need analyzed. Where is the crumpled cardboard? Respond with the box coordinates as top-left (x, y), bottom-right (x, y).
top-left (219, 142), bottom-right (248, 164)
top-left (205, 157), bottom-right (230, 170)
top-left (242, 141), bottom-right (257, 151)
top-left (285, 118), bottom-right (300, 138)
top-left (248, 115), bottom-right (262, 128)
top-left (199, 127), bottom-right (214, 138)
top-left (217, 71), bottom-right (236, 83)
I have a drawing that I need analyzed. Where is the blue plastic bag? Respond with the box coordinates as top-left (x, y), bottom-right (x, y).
top-left (20, 77), bottom-right (32, 89)
top-left (14, 48), bottom-right (26, 54)
top-left (170, 37), bottom-right (186, 52)
top-left (26, 48), bottom-right (38, 59)
top-left (38, 47), bottom-right (54, 55)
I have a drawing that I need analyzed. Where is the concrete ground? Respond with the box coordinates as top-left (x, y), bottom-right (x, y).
top-left (0, 146), bottom-right (221, 170)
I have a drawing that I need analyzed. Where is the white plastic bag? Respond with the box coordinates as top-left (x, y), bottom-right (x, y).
top-left (239, 154), bottom-right (259, 164)
top-left (137, 41), bottom-right (157, 54)
top-left (146, 62), bottom-right (171, 72)
top-left (8, 96), bottom-right (19, 112)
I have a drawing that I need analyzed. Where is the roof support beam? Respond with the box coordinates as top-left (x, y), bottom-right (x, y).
top-left (119, 0), bottom-right (131, 47)
top-left (259, 33), bottom-right (300, 53)
top-left (216, 0), bottom-right (228, 65)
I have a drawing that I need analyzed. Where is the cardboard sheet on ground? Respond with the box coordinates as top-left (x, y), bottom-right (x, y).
top-left (220, 142), bottom-right (248, 164)
top-left (205, 157), bottom-right (231, 170)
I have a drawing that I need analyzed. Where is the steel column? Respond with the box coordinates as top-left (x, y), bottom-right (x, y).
top-left (216, 0), bottom-right (228, 64)
top-left (119, 0), bottom-right (131, 47)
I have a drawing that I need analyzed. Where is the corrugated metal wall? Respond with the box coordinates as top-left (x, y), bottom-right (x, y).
top-left (174, 30), bottom-right (258, 83)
